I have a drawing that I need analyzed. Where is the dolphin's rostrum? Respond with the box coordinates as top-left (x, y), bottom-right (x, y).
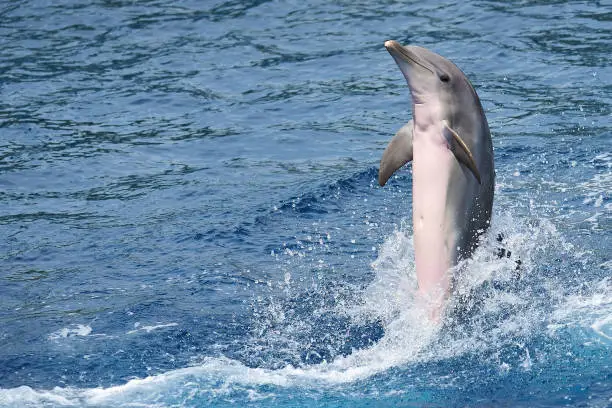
top-left (379, 41), bottom-right (495, 316)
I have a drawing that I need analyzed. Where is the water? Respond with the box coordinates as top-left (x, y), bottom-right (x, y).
top-left (1, 0), bottom-right (610, 406)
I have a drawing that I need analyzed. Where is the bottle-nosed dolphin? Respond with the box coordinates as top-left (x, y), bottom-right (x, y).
top-left (379, 41), bottom-right (495, 317)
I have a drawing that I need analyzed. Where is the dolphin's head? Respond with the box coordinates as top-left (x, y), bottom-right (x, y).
top-left (384, 40), bottom-right (472, 108)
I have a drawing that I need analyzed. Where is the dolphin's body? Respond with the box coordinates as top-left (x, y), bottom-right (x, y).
top-left (379, 41), bottom-right (494, 312)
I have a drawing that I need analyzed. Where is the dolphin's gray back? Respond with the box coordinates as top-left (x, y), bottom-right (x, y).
top-left (450, 86), bottom-right (494, 260)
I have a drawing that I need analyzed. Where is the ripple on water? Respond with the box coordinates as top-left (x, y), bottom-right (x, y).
top-left (0, 0), bottom-right (610, 406)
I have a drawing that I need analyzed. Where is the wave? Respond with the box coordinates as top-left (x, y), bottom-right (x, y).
top-left (2, 207), bottom-right (609, 407)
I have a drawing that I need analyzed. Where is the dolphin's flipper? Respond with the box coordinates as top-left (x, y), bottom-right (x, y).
top-left (442, 121), bottom-right (482, 184)
top-left (379, 120), bottom-right (414, 187)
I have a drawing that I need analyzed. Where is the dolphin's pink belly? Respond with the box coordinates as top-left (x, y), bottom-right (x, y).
top-left (412, 126), bottom-right (456, 303)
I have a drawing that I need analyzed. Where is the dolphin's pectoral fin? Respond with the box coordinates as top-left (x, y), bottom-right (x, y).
top-left (442, 121), bottom-right (482, 184)
top-left (379, 120), bottom-right (414, 187)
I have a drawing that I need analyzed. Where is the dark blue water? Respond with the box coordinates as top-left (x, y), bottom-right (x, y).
top-left (1, 0), bottom-right (611, 406)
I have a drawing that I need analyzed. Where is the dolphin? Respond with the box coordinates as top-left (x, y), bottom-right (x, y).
top-left (379, 41), bottom-right (495, 314)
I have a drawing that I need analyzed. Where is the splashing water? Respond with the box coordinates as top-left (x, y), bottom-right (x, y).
top-left (0, 203), bottom-right (610, 406)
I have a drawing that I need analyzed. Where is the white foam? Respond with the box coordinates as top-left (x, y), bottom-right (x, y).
top-left (48, 324), bottom-right (92, 340)
top-left (592, 315), bottom-right (612, 341)
top-left (127, 323), bottom-right (179, 335)
top-left (0, 386), bottom-right (78, 407)
top-left (356, 222), bottom-right (418, 325)
top-left (549, 277), bottom-right (612, 340)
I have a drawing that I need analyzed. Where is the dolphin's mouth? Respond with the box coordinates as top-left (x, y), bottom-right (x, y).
top-left (384, 40), bottom-right (434, 74)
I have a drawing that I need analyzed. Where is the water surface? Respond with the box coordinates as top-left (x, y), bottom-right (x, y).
top-left (0, 0), bottom-right (611, 406)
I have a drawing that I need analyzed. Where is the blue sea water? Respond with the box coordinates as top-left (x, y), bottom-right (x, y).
top-left (1, 0), bottom-right (611, 406)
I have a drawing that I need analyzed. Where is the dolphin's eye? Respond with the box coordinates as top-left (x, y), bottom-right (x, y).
top-left (439, 73), bottom-right (450, 83)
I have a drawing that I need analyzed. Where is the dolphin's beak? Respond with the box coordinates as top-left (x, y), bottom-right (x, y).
top-left (384, 40), bottom-right (434, 74)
